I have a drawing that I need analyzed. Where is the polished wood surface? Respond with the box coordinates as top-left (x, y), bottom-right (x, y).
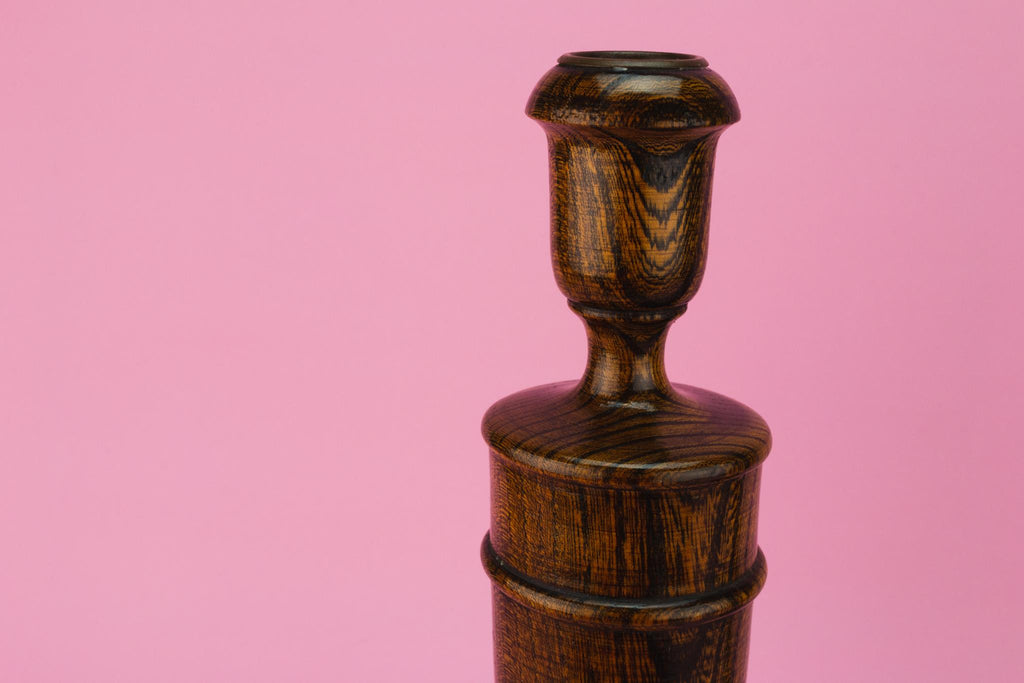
top-left (482, 51), bottom-right (768, 682)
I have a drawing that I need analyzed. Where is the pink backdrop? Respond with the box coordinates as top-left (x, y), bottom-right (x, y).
top-left (2, 1), bottom-right (1022, 681)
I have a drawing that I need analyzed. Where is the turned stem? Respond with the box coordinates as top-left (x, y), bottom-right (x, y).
top-left (572, 302), bottom-right (684, 400)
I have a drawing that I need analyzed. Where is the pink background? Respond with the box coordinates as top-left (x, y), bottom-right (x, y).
top-left (2, 1), bottom-right (1022, 681)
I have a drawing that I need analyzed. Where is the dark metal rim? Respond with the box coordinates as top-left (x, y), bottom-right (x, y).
top-left (558, 51), bottom-right (708, 70)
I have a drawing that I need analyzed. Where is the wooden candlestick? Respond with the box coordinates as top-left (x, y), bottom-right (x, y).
top-left (481, 51), bottom-right (769, 682)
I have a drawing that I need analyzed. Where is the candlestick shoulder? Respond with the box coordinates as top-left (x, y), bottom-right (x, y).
top-left (482, 381), bottom-right (769, 490)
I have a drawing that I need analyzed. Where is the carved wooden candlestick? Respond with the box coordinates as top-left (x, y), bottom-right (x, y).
top-left (481, 51), bottom-right (770, 682)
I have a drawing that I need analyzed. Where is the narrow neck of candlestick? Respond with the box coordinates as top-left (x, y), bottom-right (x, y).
top-left (573, 305), bottom-right (682, 401)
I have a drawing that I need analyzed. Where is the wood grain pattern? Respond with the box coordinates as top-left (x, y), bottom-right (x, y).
top-left (482, 51), bottom-right (768, 682)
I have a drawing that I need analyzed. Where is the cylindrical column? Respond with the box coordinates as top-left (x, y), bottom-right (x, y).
top-left (482, 51), bottom-right (769, 682)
